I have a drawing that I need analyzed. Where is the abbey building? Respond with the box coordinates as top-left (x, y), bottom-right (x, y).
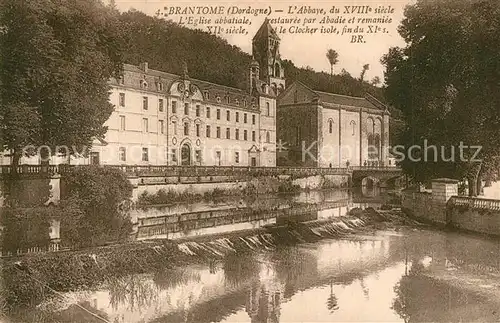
top-left (0, 19), bottom-right (389, 168)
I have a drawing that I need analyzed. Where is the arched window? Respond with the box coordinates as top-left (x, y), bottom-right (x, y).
top-left (266, 132), bottom-right (270, 143)
top-left (274, 63), bottom-right (281, 77)
top-left (184, 122), bottom-right (189, 136)
top-left (266, 102), bottom-right (270, 116)
top-left (374, 134), bottom-right (381, 159)
top-left (368, 134), bottom-right (374, 159)
top-left (328, 119), bottom-right (333, 134)
top-left (350, 120), bottom-right (356, 136)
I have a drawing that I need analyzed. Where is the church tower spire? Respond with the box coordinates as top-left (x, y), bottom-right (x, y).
top-left (252, 18), bottom-right (286, 95)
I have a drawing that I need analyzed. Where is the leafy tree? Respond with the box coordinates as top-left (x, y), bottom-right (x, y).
top-left (0, 0), bottom-right (124, 167)
top-left (371, 76), bottom-right (381, 86)
top-left (326, 49), bottom-right (339, 76)
top-left (360, 64), bottom-right (370, 83)
top-left (382, 0), bottom-right (500, 195)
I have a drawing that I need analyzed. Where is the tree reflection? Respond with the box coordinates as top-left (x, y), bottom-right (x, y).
top-left (326, 282), bottom-right (339, 313)
top-left (108, 275), bottom-right (159, 312)
top-left (223, 253), bottom-right (259, 288)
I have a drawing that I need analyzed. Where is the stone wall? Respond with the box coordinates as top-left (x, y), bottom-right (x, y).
top-left (403, 180), bottom-right (500, 236)
top-left (448, 197), bottom-right (500, 236)
top-left (402, 191), bottom-right (447, 226)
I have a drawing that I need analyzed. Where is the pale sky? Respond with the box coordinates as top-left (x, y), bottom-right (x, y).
top-left (112, 0), bottom-right (412, 81)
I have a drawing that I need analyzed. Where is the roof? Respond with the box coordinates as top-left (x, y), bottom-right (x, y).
top-left (114, 64), bottom-right (260, 110)
top-left (252, 18), bottom-right (280, 42)
top-left (291, 81), bottom-right (386, 111)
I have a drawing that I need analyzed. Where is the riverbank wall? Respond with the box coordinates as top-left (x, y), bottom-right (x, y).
top-left (0, 172), bottom-right (349, 206)
top-left (402, 178), bottom-right (500, 237)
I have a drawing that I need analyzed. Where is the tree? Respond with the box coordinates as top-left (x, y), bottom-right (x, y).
top-left (371, 76), bottom-right (381, 86)
top-left (359, 64), bottom-right (370, 82)
top-left (326, 49), bottom-right (339, 76)
top-left (382, 0), bottom-right (500, 196)
top-left (0, 0), bottom-right (124, 168)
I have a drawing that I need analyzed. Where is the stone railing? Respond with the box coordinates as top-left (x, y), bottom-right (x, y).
top-left (0, 164), bottom-right (352, 178)
top-left (449, 196), bottom-right (500, 211)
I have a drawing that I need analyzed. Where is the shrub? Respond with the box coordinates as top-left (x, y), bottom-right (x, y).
top-left (60, 167), bottom-right (134, 248)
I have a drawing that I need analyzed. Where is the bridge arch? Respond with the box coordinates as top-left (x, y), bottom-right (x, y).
top-left (361, 176), bottom-right (380, 188)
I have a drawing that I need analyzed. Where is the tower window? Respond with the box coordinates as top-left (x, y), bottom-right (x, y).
top-left (328, 119), bottom-right (333, 134)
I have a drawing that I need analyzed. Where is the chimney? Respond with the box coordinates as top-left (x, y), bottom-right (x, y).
top-left (140, 62), bottom-right (148, 73)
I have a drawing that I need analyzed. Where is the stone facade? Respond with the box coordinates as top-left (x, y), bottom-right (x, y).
top-left (277, 81), bottom-right (390, 168)
top-left (1, 20), bottom-right (282, 168)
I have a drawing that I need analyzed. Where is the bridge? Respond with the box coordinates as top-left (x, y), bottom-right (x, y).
top-left (0, 164), bottom-right (403, 187)
top-left (350, 166), bottom-right (404, 187)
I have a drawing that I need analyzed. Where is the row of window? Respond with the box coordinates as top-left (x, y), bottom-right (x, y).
top-left (119, 116), bottom-right (165, 134)
top-left (118, 147), bottom-right (243, 164)
top-left (118, 93), bottom-right (273, 119)
top-left (327, 119), bottom-right (357, 136)
top-left (118, 115), bottom-right (273, 142)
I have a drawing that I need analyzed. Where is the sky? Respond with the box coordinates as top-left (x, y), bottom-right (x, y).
top-left (111, 0), bottom-right (413, 81)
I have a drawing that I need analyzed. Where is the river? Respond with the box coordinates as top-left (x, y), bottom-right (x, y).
top-left (3, 188), bottom-right (500, 323)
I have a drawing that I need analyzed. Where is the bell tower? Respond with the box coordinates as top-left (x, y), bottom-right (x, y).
top-left (252, 18), bottom-right (286, 95)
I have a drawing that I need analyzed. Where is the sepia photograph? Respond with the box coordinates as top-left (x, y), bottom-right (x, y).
top-left (0, 0), bottom-right (499, 322)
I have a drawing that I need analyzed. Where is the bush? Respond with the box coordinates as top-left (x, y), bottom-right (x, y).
top-left (60, 167), bottom-right (134, 248)
top-left (0, 207), bottom-right (57, 254)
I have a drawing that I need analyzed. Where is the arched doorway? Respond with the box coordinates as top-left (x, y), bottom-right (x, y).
top-left (181, 143), bottom-right (191, 166)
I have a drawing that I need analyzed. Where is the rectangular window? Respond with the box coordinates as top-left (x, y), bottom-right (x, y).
top-left (216, 109), bottom-right (221, 120)
top-left (226, 128), bottom-right (230, 139)
top-left (206, 107), bottom-right (210, 118)
top-left (159, 120), bottom-right (164, 134)
top-left (142, 118), bottom-right (148, 132)
top-left (206, 125), bottom-right (211, 138)
top-left (196, 105), bottom-right (200, 117)
top-left (252, 114), bottom-right (256, 125)
top-left (143, 97), bottom-right (148, 110)
top-left (252, 131), bottom-right (256, 142)
top-left (216, 126), bottom-right (221, 138)
top-left (119, 93), bottom-right (125, 107)
top-left (142, 148), bottom-right (149, 162)
top-left (195, 150), bottom-right (202, 163)
top-left (196, 124), bottom-right (200, 137)
top-left (244, 130), bottom-right (248, 141)
top-left (266, 102), bottom-right (271, 116)
top-left (235, 152), bottom-right (240, 164)
top-left (235, 128), bottom-right (239, 140)
top-left (119, 147), bottom-right (126, 162)
top-left (172, 121), bottom-right (177, 135)
top-left (119, 115), bottom-right (126, 131)
top-left (171, 149), bottom-right (177, 163)
top-left (184, 122), bottom-right (189, 136)
top-left (236, 112), bottom-right (239, 122)
top-left (184, 103), bottom-right (189, 115)
top-left (172, 101), bottom-right (177, 114)
top-left (159, 99), bottom-right (164, 112)
top-left (244, 113), bottom-right (247, 123)
top-left (226, 110), bottom-right (230, 121)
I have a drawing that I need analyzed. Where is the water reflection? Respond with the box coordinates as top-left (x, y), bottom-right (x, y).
top-left (136, 189), bottom-right (384, 241)
top-left (11, 228), bottom-right (497, 323)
